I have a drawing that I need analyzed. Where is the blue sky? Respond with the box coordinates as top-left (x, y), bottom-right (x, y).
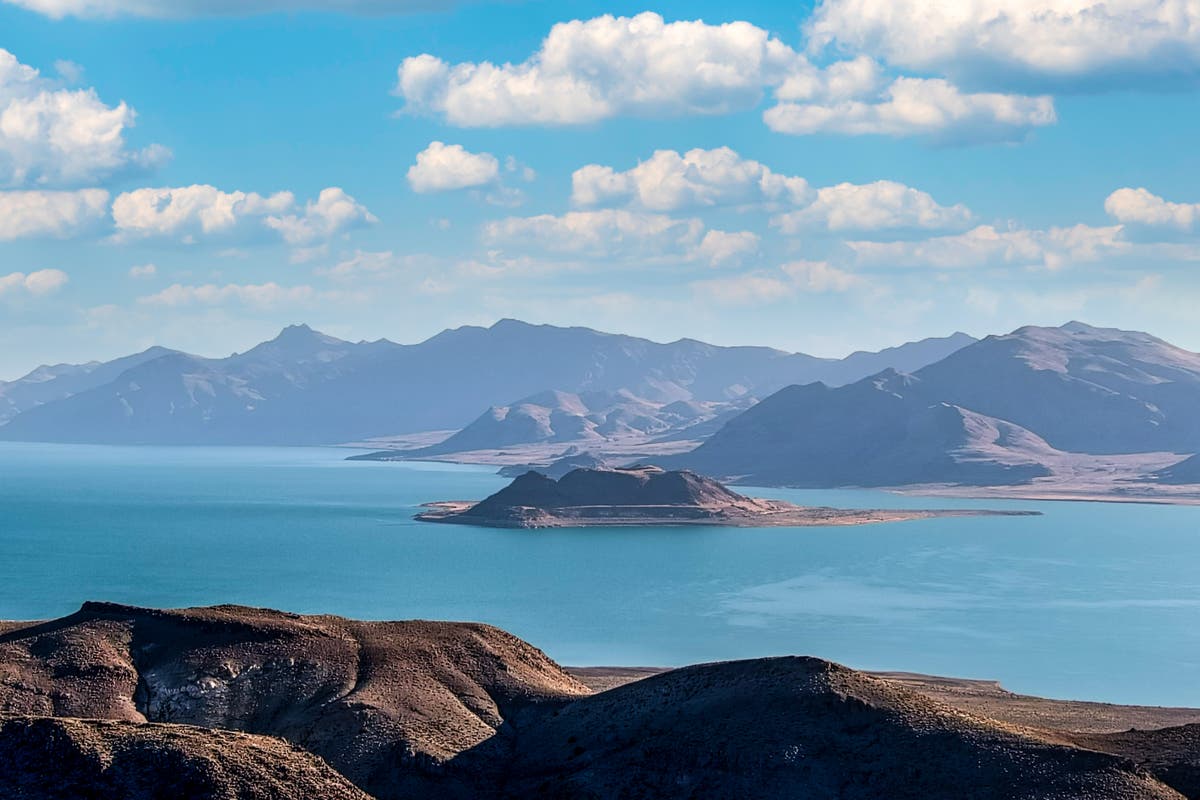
top-left (1, 0), bottom-right (1199, 378)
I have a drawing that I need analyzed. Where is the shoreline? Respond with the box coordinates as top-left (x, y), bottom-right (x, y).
top-left (415, 499), bottom-right (1040, 528)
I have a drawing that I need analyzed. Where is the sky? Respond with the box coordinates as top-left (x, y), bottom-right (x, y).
top-left (1, 0), bottom-right (1199, 379)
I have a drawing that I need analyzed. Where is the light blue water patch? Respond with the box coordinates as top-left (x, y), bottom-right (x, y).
top-left (1, 442), bottom-right (1197, 707)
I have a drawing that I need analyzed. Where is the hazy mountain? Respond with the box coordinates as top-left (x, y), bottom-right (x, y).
top-left (412, 389), bottom-right (742, 456)
top-left (1156, 454), bottom-right (1200, 485)
top-left (911, 322), bottom-right (1200, 454)
top-left (673, 322), bottom-right (1200, 488)
top-left (0, 346), bottom-right (178, 424)
top-left (675, 370), bottom-right (1057, 487)
top-left (0, 320), bottom-right (976, 446)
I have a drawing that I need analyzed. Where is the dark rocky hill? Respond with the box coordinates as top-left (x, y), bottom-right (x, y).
top-left (0, 603), bottom-right (1189, 800)
top-left (0, 716), bottom-right (371, 800)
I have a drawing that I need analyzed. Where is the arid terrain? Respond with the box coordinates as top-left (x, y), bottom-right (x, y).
top-left (2, 602), bottom-right (1198, 799)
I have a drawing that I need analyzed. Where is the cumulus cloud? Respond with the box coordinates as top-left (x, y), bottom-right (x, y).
top-left (764, 77), bottom-right (1056, 143)
top-left (4, 0), bottom-right (452, 17)
top-left (772, 180), bottom-right (973, 234)
top-left (848, 223), bottom-right (1127, 270)
top-left (264, 187), bottom-right (377, 245)
top-left (807, 0), bottom-right (1200, 87)
top-left (695, 230), bottom-right (760, 266)
top-left (407, 141), bottom-right (500, 193)
top-left (128, 263), bottom-right (156, 279)
top-left (396, 12), bottom-right (801, 126)
top-left (571, 147), bottom-right (811, 211)
top-left (394, 13), bottom-right (1057, 142)
top-left (0, 268), bottom-right (68, 296)
top-left (112, 185), bottom-right (375, 245)
top-left (0, 48), bottom-right (166, 187)
top-left (136, 281), bottom-right (319, 308)
top-left (1105, 187), bottom-right (1200, 231)
top-left (0, 188), bottom-right (108, 240)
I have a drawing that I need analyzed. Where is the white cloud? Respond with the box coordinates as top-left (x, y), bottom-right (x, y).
top-left (0, 268), bottom-right (68, 296)
top-left (136, 281), bottom-right (319, 309)
top-left (772, 180), bottom-right (973, 234)
top-left (394, 12), bottom-right (1058, 142)
top-left (764, 77), bottom-right (1055, 143)
top-left (807, 0), bottom-right (1200, 87)
top-left (695, 230), bottom-right (760, 266)
top-left (692, 272), bottom-right (794, 305)
top-left (0, 48), bottom-right (166, 187)
top-left (483, 209), bottom-right (706, 259)
top-left (848, 223), bottom-right (1127, 270)
top-left (0, 188), bottom-right (108, 240)
top-left (112, 185), bottom-right (293, 239)
top-left (571, 147), bottom-right (811, 211)
top-left (4, 0), bottom-right (452, 17)
top-left (264, 187), bottom-right (377, 245)
top-left (1105, 187), bottom-right (1200, 231)
top-left (396, 12), bottom-right (801, 126)
top-left (128, 263), bottom-right (156, 279)
top-left (692, 259), bottom-right (860, 305)
top-left (112, 185), bottom-right (375, 245)
top-left (407, 141), bottom-right (499, 192)
top-left (781, 259), bottom-right (863, 291)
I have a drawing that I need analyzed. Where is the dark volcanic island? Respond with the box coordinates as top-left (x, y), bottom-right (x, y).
top-left (416, 465), bottom-right (1036, 528)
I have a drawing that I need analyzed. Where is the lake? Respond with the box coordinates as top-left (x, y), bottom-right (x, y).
top-left (1, 442), bottom-right (1197, 707)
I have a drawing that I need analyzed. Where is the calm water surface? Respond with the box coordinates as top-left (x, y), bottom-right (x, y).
top-left (2, 442), bottom-right (1197, 706)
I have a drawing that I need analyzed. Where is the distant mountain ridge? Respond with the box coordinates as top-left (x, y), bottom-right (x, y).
top-left (673, 322), bottom-right (1200, 488)
top-left (0, 320), bottom-right (976, 446)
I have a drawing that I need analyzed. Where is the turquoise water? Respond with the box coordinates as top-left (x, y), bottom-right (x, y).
top-left (2, 442), bottom-right (1198, 706)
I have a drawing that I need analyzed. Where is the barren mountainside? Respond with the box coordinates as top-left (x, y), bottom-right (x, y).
top-left (0, 602), bottom-right (1191, 800)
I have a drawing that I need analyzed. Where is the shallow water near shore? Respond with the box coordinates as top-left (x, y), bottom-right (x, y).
top-left (2, 442), bottom-right (1197, 707)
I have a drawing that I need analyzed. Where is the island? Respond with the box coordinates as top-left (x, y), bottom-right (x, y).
top-left (415, 465), bottom-right (1038, 528)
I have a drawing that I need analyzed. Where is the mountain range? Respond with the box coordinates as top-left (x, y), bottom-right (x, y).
top-left (0, 320), bottom-right (975, 446)
top-left (672, 322), bottom-right (1200, 488)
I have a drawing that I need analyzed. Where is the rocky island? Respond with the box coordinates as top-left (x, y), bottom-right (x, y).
top-left (416, 465), bottom-right (1036, 528)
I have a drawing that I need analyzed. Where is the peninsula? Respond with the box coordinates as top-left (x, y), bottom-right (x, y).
top-left (416, 465), bottom-right (1036, 528)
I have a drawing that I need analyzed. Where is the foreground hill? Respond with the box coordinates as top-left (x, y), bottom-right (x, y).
top-left (0, 321), bottom-right (974, 445)
top-left (674, 323), bottom-right (1200, 488)
top-left (0, 602), bottom-right (587, 799)
top-left (0, 716), bottom-right (371, 800)
top-left (0, 602), bottom-right (1188, 800)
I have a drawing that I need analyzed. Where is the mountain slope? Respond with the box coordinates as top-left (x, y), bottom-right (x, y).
top-left (507, 656), bottom-right (1181, 800)
top-left (0, 320), bottom-right (976, 446)
top-left (0, 716), bottom-right (372, 800)
top-left (676, 370), bottom-right (1057, 486)
top-left (0, 346), bottom-right (179, 424)
top-left (0, 603), bottom-right (1185, 800)
top-left (911, 322), bottom-right (1200, 454)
